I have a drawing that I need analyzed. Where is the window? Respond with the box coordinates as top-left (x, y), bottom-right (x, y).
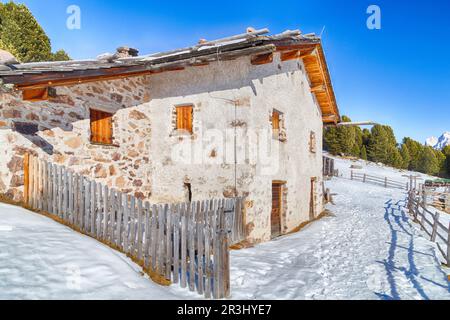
top-left (271, 109), bottom-right (286, 141)
top-left (309, 131), bottom-right (317, 153)
top-left (90, 109), bottom-right (113, 145)
top-left (176, 105), bottom-right (193, 134)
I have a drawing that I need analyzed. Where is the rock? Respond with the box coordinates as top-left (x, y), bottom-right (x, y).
top-left (68, 112), bottom-right (84, 120)
top-left (129, 109), bottom-right (148, 120)
top-left (115, 176), bottom-right (126, 188)
top-left (12, 122), bottom-right (39, 135)
top-left (111, 93), bottom-right (123, 103)
top-left (49, 95), bottom-right (75, 106)
top-left (134, 192), bottom-right (145, 200)
top-left (127, 150), bottom-right (139, 158)
top-left (10, 174), bottom-right (24, 187)
top-left (109, 165), bottom-right (116, 176)
top-left (7, 156), bottom-right (23, 173)
top-left (0, 121), bottom-right (7, 127)
top-left (133, 179), bottom-right (143, 187)
top-left (64, 137), bottom-right (82, 149)
top-left (42, 130), bottom-right (55, 137)
top-left (25, 113), bottom-right (40, 121)
top-left (94, 164), bottom-right (107, 178)
top-left (112, 152), bottom-right (121, 161)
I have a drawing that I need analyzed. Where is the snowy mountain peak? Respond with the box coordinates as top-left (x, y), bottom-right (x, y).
top-left (426, 132), bottom-right (450, 150)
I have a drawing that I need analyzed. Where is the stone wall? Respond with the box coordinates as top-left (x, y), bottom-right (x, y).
top-left (0, 52), bottom-right (324, 243)
top-left (0, 76), bottom-right (152, 201)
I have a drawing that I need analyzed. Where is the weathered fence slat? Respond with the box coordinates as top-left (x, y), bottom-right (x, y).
top-left (22, 154), bottom-right (241, 299)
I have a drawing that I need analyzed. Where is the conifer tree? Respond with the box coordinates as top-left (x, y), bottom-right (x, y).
top-left (0, 2), bottom-right (70, 62)
top-left (418, 146), bottom-right (440, 175)
top-left (400, 143), bottom-right (411, 169)
top-left (360, 145), bottom-right (368, 160)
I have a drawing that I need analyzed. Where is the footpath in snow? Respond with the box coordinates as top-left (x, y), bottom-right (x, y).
top-left (229, 157), bottom-right (450, 300)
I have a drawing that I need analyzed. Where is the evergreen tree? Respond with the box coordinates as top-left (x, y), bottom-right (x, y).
top-left (367, 125), bottom-right (396, 164)
top-left (360, 145), bottom-right (368, 160)
top-left (434, 149), bottom-right (447, 176)
top-left (50, 49), bottom-right (71, 62)
top-left (418, 146), bottom-right (440, 175)
top-left (443, 146), bottom-right (450, 177)
top-left (0, 2), bottom-right (70, 62)
top-left (402, 137), bottom-right (423, 171)
top-left (400, 143), bottom-right (411, 169)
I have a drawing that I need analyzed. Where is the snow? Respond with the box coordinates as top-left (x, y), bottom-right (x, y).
top-left (0, 202), bottom-right (185, 300)
top-left (426, 132), bottom-right (450, 150)
top-left (229, 157), bottom-right (450, 300)
top-left (0, 156), bottom-right (449, 300)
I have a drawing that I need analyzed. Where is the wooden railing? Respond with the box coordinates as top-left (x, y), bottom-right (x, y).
top-left (408, 189), bottom-right (450, 267)
top-left (351, 171), bottom-right (409, 190)
top-left (23, 153), bottom-right (246, 299)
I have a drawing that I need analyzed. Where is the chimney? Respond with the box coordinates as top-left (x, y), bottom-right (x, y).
top-left (115, 46), bottom-right (139, 58)
top-left (0, 49), bottom-right (18, 65)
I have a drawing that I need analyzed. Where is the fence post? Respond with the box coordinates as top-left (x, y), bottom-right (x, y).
top-left (431, 211), bottom-right (440, 242)
top-left (363, 174), bottom-right (366, 183)
top-left (351, 171), bottom-right (353, 180)
top-left (384, 177), bottom-right (387, 188)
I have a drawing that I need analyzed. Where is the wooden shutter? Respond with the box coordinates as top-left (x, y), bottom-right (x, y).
top-left (90, 109), bottom-right (113, 145)
top-left (272, 111), bottom-right (280, 131)
top-left (176, 105), bottom-right (193, 134)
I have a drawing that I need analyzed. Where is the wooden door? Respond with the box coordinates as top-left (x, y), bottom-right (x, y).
top-left (271, 182), bottom-right (283, 238)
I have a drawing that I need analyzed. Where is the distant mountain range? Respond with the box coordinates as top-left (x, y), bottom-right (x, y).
top-left (426, 132), bottom-right (450, 150)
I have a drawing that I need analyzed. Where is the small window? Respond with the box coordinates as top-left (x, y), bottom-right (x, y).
top-left (271, 109), bottom-right (286, 141)
top-left (310, 131), bottom-right (317, 153)
top-left (90, 109), bottom-right (113, 145)
top-left (176, 105), bottom-right (193, 134)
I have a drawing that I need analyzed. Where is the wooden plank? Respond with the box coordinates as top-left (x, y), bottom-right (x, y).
top-left (116, 192), bottom-right (123, 250)
top-left (67, 171), bottom-right (73, 223)
top-left (52, 164), bottom-right (58, 215)
top-left (95, 182), bottom-right (102, 237)
top-left (23, 153), bottom-right (30, 206)
top-left (150, 204), bottom-right (158, 272)
top-left (90, 181), bottom-right (96, 235)
top-left (42, 159), bottom-right (48, 212)
top-left (129, 196), bottom-right (136, 258)
top-left (137, 199), bottom-right (144, 262)
top-left (84, 177), bottom-right (91, 233)
top-left (197, 200), bottom-right (205, 295)
top-left (144, 202), bottom-right (151, 269)
top-left (173, 204), bottom-right (180, 284)
top-left (33, 156), bottom-right (39, 210)
top-left (103, 185), bottom-right (109, 240)
top-left (204, 199), bottom-right (212, 299)
top-left (38, 159), bottom-right (44, 211)
top-left (80, 177), bottom-right (86, 231)
top-left (213, 199), bottom-right (221, 299)
top-left (188, 202), bottom-right (196, 291)
top-left (46, 162), bottom-right (52, 214)
top-left (57, 165), bottom-right (63, 217)
top-left (109, 190), bottom-right (116, 245)
top-left (157, 204), bottom-right (167, 275)
top-left (165, 204), bottom-right (173, 280)
top-left (123, 195), bottom-right (130, 254)
top-left (180, 203), bottom-right (188, 288)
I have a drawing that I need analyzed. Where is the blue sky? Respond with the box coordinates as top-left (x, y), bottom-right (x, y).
top-left (6, 0), bottom-right (450, 143)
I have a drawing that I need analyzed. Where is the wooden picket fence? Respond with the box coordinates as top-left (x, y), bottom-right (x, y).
top-left (23, 153), bottom-right (246, 299)
top-left (351, 171), bottom-right (409, 190)
top-left (408, 189), bottom-right (450, 267)
top-left (423, 189), bottom-right (450, 214)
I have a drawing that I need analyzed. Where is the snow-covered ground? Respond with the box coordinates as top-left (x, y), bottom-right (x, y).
top-left (0, 156), bottom-right (449, 300)
top-left (229, 157), bottom-right (450, 300)
top-left (0, 202), bottom-right (183, 300)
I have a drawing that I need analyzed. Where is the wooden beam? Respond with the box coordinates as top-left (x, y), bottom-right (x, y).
top-left (251, 53), bottom-right (273, 65)
top-left (310, 84), bottom-right (326, 93)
